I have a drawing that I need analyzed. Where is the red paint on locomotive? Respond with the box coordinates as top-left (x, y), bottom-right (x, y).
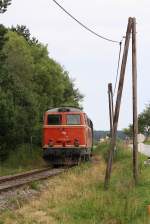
top-left (42, 107), bottom-right (93, 165)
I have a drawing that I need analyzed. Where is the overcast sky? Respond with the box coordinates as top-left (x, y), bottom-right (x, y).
top-left (1, 0), bottom-right (149, 130)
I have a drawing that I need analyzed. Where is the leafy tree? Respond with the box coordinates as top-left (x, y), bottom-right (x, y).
top-left (0, 26), bottom-right (83, 160)
top-left (138, 104), bottom-right (150, 136)
top-left (0, 0), bottom-right (11, 13)
top-left (11, 25), bottom-right (39, 45)
top-left (0, 25), bottom-right (8, 72)
top-left (123, 125), bottom-right (133, 137)
top-left (123, 104), bottom-right (150, 137)
top-left (0, 24), bottom-right (8, 50)
top-left (1, 31), bottom-right (37, 148)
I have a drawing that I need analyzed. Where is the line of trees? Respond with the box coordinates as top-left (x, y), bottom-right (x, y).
top-left (0, 24), bottom-right (83, 160)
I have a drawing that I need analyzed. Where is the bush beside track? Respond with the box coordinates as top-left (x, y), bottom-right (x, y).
top-left (0, 144), bottom-right (46, 176)
top-left (0, 142), bottom-right (150, 223)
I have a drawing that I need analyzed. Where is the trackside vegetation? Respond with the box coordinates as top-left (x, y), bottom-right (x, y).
top-left (144, 140), bottom-right (150, 145)
top-left (0, 145), bottom-right (46, 176)
top-left (0, 25), bottom-right (83, 161)
top-left (1, 143), bottom-right (150, 223)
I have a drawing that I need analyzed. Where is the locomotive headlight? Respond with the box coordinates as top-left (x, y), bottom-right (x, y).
top-left (43, 144), bottom-right (48, 149)
top-left (74, 139), bottom-right (79, 147)
top-left (49, 139), bottom-right (54, 147)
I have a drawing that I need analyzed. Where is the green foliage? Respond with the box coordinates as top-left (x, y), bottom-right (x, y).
top-left (0, 144), bottom-right (46, 176)
top-left (96, 142), bottom-right (131, 162)
top-left (29, 181), bottom-right (40, 191)
top-left (11, 25), bottom-right (39, 45)
top-left (94, 142), bottom-right (109, 160)
top-left (138, 104), bottom-right (150, 136)
top-left (0, 24), bottom-right (8, 50)
top-left (123, 104), bottom-right (150, 137)
top-left (0, 0), bottom-right (11, 13)
top-left (0, 25), bottom-right (83, 160)
top-left (144, 140), bottom-right (150, 145)
top-left (123, 125), bottom-right (133, 137)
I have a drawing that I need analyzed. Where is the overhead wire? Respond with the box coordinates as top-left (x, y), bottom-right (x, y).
top-left (51, 0), bottom-right (124, 98)
top-left (51, 0), bottom-right (120, 44)
top-left (113, 40), bottom-right (123, 96)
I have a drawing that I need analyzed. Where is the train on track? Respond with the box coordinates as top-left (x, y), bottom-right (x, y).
top-left (42, 107), bottom-right (93, 165)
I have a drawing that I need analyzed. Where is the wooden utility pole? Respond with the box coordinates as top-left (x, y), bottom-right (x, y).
top-left (108, 83), bottom-right (114, 138)
top-left (132, 17), bottom-right (138, 184)
top-left (104, 17), bottom-right (133, 189)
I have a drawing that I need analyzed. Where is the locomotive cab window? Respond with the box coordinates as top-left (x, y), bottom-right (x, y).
top-left (47, 114), bottom-right (62, 125)
top-left (66, 114), bottom-right (80, 125)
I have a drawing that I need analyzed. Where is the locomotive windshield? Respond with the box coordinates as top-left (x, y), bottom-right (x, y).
top-left (66, 114), bottom-right (80, 125)
top-left (47, 114), bottom-right (62, 125)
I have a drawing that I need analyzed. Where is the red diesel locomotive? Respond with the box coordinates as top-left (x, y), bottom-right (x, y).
top-left (42, 107), bottom-right (93, 165)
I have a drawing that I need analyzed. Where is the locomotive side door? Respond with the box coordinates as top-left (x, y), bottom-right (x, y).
top-left (84, 114), bottom-right (93, 149)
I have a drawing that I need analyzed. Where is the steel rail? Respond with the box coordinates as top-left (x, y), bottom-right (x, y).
top-left (0, 168), bottom-right (65, 192)
top-left (0, 168), bottom-right (52, 184)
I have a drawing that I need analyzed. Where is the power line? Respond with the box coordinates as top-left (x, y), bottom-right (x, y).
top-left (51, 0), bottom-right (124, 97)
top-left (51, 0), bottom-right (120, 44)
top-left (113, 41), bottom-right (123, 95)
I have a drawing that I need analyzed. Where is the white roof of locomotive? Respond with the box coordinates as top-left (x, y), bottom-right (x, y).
top-left (47, 107), bottom-right (82, 112)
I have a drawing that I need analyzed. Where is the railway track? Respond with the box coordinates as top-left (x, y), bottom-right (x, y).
top-left (0, 168), bottom-right (65, 193)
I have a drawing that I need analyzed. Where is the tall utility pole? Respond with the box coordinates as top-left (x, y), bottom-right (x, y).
top-left (132, 17), bottom-right (138, 184)
top-left (108, 83), bottom-right (114, 138)
top-left (104, 17), bottom-right (133, 189)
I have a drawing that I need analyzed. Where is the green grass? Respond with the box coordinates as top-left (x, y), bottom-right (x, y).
top-left (29, 181), bottom-right (41, 191)
top-left (56, 144), bottom-right (150, 224)
top-left (58, 143), bottom-right (150, 224)
top-left (144, 140), bottom-right (150, 145)
top-left (0, 144), bottom-right (46, 176)
top-left (62, 147), bottom-right (149, 223)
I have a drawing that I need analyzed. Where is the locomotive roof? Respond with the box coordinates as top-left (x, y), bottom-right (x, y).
top-left (47, 107), bottom-right (82, 112)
